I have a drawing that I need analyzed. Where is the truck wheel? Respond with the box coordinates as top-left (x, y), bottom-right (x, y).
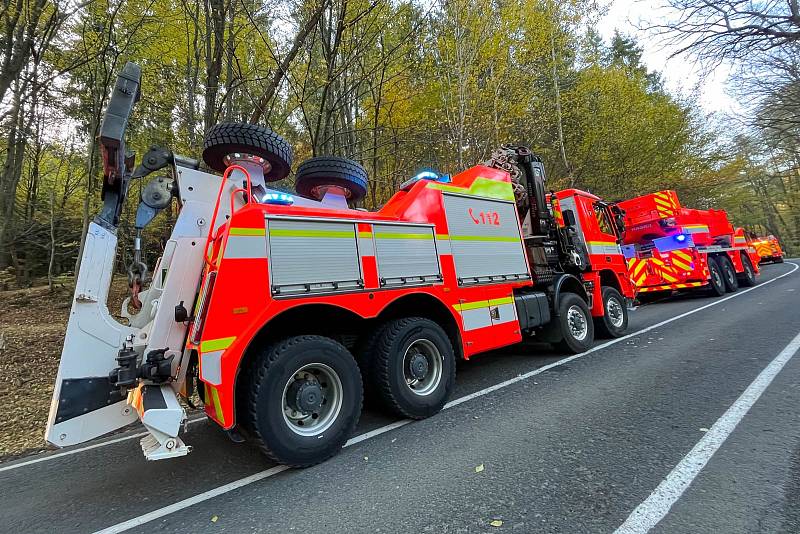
top-left (202, 122), bottom-right (293, 181)
top-left (718, 255), bottom-right (739, 292)
top-left (706, 257), bottom-right (726, 297)
top-left (552, 292), bottom-right (594, 353)
top-left (246, 335), bottom-right (362, 467)
top-left (738, 254), bottom-right (757, 286)
top-left (295, 156), bottom-right (368, 203)
top-left (775, 256), bottom-right (784, 263)
top-left (595, 287), bottom-right (628, 338)
top-left (368, 317), bottom-right (455, 419)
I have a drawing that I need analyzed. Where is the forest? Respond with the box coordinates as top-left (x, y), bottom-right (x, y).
top-left (0, 0), bottom-right (798, 288)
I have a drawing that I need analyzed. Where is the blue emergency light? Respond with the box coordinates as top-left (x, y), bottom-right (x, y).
top-left (262, 192), bottom-right (295, 205)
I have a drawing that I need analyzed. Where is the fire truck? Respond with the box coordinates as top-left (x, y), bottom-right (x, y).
top-left (617, 190), bottom-right (760, 299)
top-left (751, 234), bottom-right (784, 264)
top-left (45, 64), bottom-right (633, 467)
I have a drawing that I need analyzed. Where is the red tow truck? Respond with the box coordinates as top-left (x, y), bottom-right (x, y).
top-left (45, 64), bottom-right (634, 467)
top-left (617, 190), bottom-right (760, 299)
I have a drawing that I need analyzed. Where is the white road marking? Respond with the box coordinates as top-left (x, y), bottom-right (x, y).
top-left (614, 328), bottom-right (800, 534)
top-left (92, 262), bottom-right (799, 534)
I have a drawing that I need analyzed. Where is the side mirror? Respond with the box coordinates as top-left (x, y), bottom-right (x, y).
top-left (563, 209), bottom-right (576, 227)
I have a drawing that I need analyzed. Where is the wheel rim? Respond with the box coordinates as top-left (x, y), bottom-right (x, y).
top-left (711, 266), bottom-right (722, 288)
top-left (402, 339), bottom-right (443, 396)
top-left (282, 363), bottom-right (343, 437)
top-left (606, 297), bottom-right (625, 328)
top-left (724, 264), bottom-right (735, 284)
top-left (566, 305), bottom-right (589, 341)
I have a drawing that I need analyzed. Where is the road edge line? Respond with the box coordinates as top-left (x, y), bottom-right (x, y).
top-left (614, 328), bottom-right (800, 534)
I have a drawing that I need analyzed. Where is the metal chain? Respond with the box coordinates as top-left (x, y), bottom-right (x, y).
top-left (127, 229), bottom-right (148, 310)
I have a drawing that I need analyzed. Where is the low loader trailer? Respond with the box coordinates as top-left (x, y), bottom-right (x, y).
top-left (617, 190), bottom-right (760, 299)
top-left (46, 64), bottom-right (634, 467)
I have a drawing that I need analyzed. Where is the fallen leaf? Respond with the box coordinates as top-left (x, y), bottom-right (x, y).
top-left (699, 428), bottom-right (709, 432)
top-left (475, 464), bottom-right (485, 473)
top-left (490, 519), bottom-right (503, 527)
top-left (211, 515), bottom-right (218, 523)
top-left (364, 456), bottom-right (369, 461)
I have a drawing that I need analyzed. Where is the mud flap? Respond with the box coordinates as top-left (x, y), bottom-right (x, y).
top-left (45, 222), bottom-right (138, 447)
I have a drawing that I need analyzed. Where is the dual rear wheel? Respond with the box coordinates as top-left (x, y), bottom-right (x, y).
top-left (245, 318), bottom-right (455, 467)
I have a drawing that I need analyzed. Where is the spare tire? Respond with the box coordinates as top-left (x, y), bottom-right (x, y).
top-left (202, 122), bottom-right (292, 181)
top-left (295, 156), bottom-right (368, 202)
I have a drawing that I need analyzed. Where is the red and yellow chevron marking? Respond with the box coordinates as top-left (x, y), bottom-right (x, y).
top-left (638, 281), bottom-right (705, 292)
top-left (754, 241), bottom-right (772, 257)
top-left (627, 257), bottom-right (649, 287)
top-left (667, 249), bottom-right (693, 272)
top-left (653, 191), bottom-right (678, 218)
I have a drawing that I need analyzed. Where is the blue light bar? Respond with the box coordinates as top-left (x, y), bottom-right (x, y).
top-left (653, 233), bottom-right (694, 252)
top-left (262, 192), bottom-right (294, 205)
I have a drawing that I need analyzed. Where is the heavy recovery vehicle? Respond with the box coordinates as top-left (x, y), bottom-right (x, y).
top-left (46, 64), bottom-right (634, 467)
top-left (751, 234), bottom-right (784, 264)
top-left (618, 190), bottom-right (761, 299)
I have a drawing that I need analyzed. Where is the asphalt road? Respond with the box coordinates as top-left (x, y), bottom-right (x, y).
top-left (2, 261), bottom-right (799, 534)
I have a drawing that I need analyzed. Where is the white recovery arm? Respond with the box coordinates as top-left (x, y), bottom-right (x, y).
top-left (45, 164), bottom-right (239, 459)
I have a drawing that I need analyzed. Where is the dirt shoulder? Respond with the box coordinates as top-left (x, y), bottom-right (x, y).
top-left (0, 280), bottom-right (129, 460)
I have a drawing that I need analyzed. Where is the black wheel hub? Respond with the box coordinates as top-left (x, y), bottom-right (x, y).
top-left (287, 380), bottom-right (323, 413)
top-left (407, 353), bottom-right (429, 380)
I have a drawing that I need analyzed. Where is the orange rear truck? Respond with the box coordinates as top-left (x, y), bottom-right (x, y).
top-left (617, 190), bottom-right (760, 299)
top-left (45, 64), bottom-right (634, 467)
top-left (750, 234), bottom-right (784, 264)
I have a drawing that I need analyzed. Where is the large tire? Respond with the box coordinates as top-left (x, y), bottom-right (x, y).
top-left (295, 156), bottom-right (368, 203)
top-left (546, 292), bottom-right (594, 354)
top-left (706, 257), bottom-right (726, 296)
top-left (366, 317), bottom-right (455, 419)
top-left (738, 254), bottom-right (758, 286)
top-left (246, 335), bottom-right (362, 467)
top-left (718, 255), bottom-right (739, 292)
top-left (595, 286), bottom-right (628, 338)
top-left (202, 122), bottom-right (293, 181)
top-left (775, 256), bottom-right (784, 263)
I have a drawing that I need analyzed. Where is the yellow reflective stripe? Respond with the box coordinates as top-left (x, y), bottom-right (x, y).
top-left (200, 336), bottom-right (236, 352)
top-left (587, 241), bottom-right (617, 246)
top-left (229, 227), bottom-right (266, 236)
top-left (453, 300), bottom-right (490, 312)
top-left (453, 296), bottom-right (513, 312)
top-left (426, 177), bottom-right (515, 201)
top-left (269, 229), bottom-right (355, 239)
top-left (358, 231), bottom-right (373, 238)
top-left (449, 235), bottom-right (520, 242)
top-left (436, 234), bottom-right (450, 240)
top-left (673, 250), bottom-right (692, 262)
top-left (374, 232), bottom-right (433, 240)
top-left (206, 384), bottom-right (225, 425)
top-left (671, 258), bottom-right (692, 271)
